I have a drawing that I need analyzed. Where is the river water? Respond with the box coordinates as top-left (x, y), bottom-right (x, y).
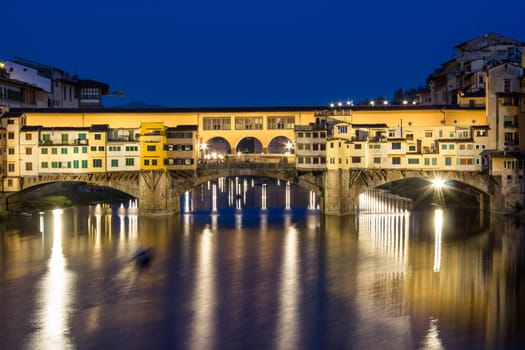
top-left (0, 178), bottom-right (524, 350)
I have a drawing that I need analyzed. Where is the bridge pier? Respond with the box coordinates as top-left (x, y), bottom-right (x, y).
top-left (138, 171), bottom-right (180, 215)
top-left (322, 169), bottom-right (362, 215)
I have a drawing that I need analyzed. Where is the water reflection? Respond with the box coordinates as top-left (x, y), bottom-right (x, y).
top-left (190, 225), bottom-right (216, 349)
top-left (433, 209), bottom-right (443, 273)
top-left (27, 209), bottom-right (75, 350)
top-left (185, 176), bottom-right (318, 213)
top-left (0, 196), bottom-right (523, 349)
top-left (276, 215), bottom-right (299, 350)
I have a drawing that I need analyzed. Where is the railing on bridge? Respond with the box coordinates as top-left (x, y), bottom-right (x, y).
top-left (197, 154), bottom-right (296, 170)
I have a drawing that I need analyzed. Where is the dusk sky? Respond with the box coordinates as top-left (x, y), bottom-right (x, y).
top-left (4, 0), bottom-right (524, 108)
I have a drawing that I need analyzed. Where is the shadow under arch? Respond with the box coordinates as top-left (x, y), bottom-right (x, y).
top-left (203, 137), bottom-right (232, 158)
top-left (236, 137), bottom-right (263, 154)
top-left (267, 136), bottom-right (294, 154)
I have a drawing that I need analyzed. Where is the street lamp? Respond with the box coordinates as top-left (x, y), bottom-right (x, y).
top-left (284, 141), bottom-right (294, 155)
top-left (431, 178), bottom-right (446, 208)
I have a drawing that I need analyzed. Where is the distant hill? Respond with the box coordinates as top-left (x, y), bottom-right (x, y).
top-left (111, 102), bottom-right (166, 108)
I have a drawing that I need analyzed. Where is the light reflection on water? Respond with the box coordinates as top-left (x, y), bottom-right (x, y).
top-left (0, 190), bottom-right (524, 349)
top-left (26, 209), bottom-right (75, 350)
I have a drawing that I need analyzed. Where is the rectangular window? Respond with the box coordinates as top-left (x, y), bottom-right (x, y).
top-left (82, 160), bottom-right (88, 168)
top-left (373, 157), bottom-right (381, 164)
top-left (73, 160), bottom-right (79, 168)
top-left (25, 147), bottom-right (32, 155)
top-left (408, 158), bottom-right (419, 164)
top-left (111, 159), bottom-right (119, 167)
top-left (94, 134), bottom-right (102, 140)
top-left (8, 132), bottom-right (14, 140)
top-left (391, 142), bottom-right (401, 150)
top-left (392, 157), bottom-right (401, 165)
top-left (449, 144), bottom-right (455, 150)
top-left (73, 147), bottom-right (79, 154)
top-left (25, 162), bottom-right (32, 171)
top-left (424, 158), bottom-right (430, 166)
top-left (476, 130), bottom-right (487, 137)
top-left (504, 79), bottom-right (511, 92)
top-left (445, 157), bottom-right (452, 166)
top-left (459, 158), bottom-right (474, 165)
top-left (203, 117), bottom-right (231, 130)
top-left (126, 158), bottom-right (135, 166)
top-left (441, 144), bottom-right (447, 150)
top-left (78, 133), bottom-right (87, 140)
top-left (354, 144), bottom-right (362, 150)
top-left (267, 116), bottom-right (295, 129)
top-left (432, 158), bottom-right (437, 166)
top-left (144, 159), bottom-right (150, 166)
top-left (408, 145), bottom-right (416, 152)
top-left (152, 159), bottom-right (158, 166)
top-left (425, 131), bottom-right (433, 138)
top-left (8, 148), bottom-right (15, 155)
top-left (91, 146), bottom-right (97, 151)
top-left (61, 134), bottom-right (69, 143)
top-left (61, 148), bottom-right (67, 154)
top-left (41, 162), bottom-right (48, 169)
top-left (52, 148), bottom-right (58, 154)
top-left (93, 159), bottom-right (103, 168)
top-left (98, 146), bottom-right (104, 151)
top-left (235, 117), bottom-right (263, 130)
top-left (351, 156), bottom-right (361, 163)
top-left (25, 133), bottom-right (32, 140)
top-left (147, 145), bottom-right (156, 152)
top-left (82, 147), bottom-right (88, 153)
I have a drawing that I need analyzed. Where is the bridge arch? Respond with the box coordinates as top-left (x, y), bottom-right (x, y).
top-left (235, 137), bottom-right (263, 154)
top-left (322, 169), bottom-right (501, 215)
top-left (203, 137), bottom-right (232, 159)
top-left (178, 165), bottom-right (322, 196)
top-left (267, 136), bottom-right (294, 154)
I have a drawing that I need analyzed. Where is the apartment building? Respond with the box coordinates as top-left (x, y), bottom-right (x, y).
top-left (139, 122), bottom-right (166, 171)
top-left (295, 107), bottom-right (489, 173)
top-left (165, 125), bottom-right (198, 171)
top-left (0, 63), bottom-right (48, 108)
top-left (2, 57), bottom-right (110, 108)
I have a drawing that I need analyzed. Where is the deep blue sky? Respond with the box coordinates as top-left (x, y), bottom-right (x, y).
top-left (3, 0), bottom-right (524, 107)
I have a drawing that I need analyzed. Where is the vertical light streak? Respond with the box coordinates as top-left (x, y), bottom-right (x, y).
top-left (285, 181), bottom-right (291, 210)
top-left (276, 219), bottom-right (299, 350)
top-left (261, 183), bottom-right (267, 210)
top-left (433, 209), bottom-right (443, 272)
top-left (190, 228), bottom-right (216, 350)
top-left (27, 209), bottom-right (74, 350)
top-left (184, 191), bottom-right (191, 213)
top-left (212, 183), bottom-right (217, 213)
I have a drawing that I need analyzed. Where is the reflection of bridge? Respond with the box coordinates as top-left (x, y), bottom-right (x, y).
top-left (6, 154), bottom-right (504, 215)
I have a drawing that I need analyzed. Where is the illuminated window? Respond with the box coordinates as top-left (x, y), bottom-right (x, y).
top-left (268, 116), bottom-right (294, 129)
top-left (235, 117), bottom-right (263, 130)
top-left (203, 117), bottom-right (231, 130)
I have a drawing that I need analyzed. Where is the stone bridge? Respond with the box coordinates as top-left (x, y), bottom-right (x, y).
top-left (4, 164), bottom-right (502, 215)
